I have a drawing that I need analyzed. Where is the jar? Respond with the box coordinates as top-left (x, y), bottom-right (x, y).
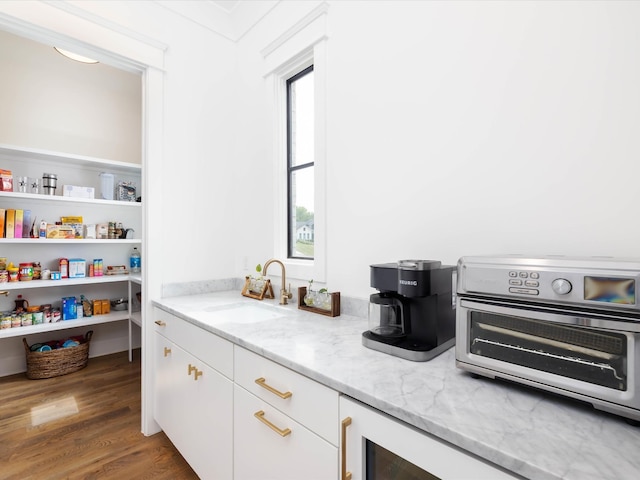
top-left (8, 267), bottom-right (19, 282)
top-left (21, 313), bottom-right (32, 326)
top-left (19, 263), bottom-right (34, 281)
top-left (32, 311), bottom-right (44, 325)
top-left (0, 270), bottom-right (8, 283)
top-left (42, 173), bottom-right (57, 195)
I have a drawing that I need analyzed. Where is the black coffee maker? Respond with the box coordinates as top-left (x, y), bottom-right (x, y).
top-left (362, 260), bottom-right (456, 361)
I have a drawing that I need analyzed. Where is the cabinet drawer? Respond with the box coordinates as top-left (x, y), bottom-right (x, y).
top-left (154, 307), bottom-right (233, 379)
top-left (234, 346), bottom-right (338, 445)
top-left (234, 384), bottom-right (337, 480)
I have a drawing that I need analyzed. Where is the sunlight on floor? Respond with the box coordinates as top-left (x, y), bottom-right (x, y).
top-left (31, 396), bottom-right (79, 426)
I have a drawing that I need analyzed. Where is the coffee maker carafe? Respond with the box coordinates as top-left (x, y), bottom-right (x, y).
top-left (362, 259), bottom-right (456, 361)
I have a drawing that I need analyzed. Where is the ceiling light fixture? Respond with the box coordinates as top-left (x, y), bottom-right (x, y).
top-left (54, 47), bottom-right (99, 64)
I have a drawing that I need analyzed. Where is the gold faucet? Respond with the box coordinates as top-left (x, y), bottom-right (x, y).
top-left (262, 259), bottom-right (293, 305)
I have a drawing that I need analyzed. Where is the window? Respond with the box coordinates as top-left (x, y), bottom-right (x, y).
top-left (287, 66), bottom-right (314, 259)
top-left (264, 26), bottom-right (327, 282)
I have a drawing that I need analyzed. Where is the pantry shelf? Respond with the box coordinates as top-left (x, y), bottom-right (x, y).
top-left (0, 238), bottom-right (141, 245)
top-left (0, 190), bottom-right (142, 207)
top-left (0, 276), bottom-right (130, 291)
top-left (0, 311), bottom-right (130, 340)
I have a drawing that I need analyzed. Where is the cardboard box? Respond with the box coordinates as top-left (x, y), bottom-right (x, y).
top-left (61, 216), bottom-right (83, 224)
top-left (62, 185), bottom-right (95, 199)
top-left (93, 300), bottom-right (102, 316)
top-left (101, 299), bottom-right (110, 314)
top-left (62, 297), bottom-right (77, 320)
top-left (96, 224), bottom-right (108, 239)
top-left (14, 209), bottom-right (23, 238)
top-left (5, 209), bottom-right (15, 238)
top-left (46, 225), bottom-right (75, 239)
top-left (66, 224), bottom-right (84, 239)
top-left (68, 258), bottom-right (86, 278)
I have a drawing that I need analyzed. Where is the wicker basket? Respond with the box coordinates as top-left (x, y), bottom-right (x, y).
top-left (23, 331), bottom-right (93, 379)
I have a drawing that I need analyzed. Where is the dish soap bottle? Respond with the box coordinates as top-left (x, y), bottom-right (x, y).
top-left (130, 247), bottom-right (141, 273)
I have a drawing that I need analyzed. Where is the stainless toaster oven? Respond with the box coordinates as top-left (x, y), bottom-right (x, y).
top-left (456, 255), bottom-right (640, 423)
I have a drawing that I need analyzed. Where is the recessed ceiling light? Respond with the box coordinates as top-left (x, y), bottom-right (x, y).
top-left (54, 47), bottom-right (99, 64)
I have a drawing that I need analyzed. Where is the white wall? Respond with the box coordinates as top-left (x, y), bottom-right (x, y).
top-left (0, 29), bottom-right (142, 163)
top-left (236, 0), bottom-right (640, 299)
top-left (3, 0), bottom-right (639, 303)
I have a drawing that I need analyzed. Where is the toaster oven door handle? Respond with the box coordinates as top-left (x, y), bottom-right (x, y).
top-left (459, 298), bottom-right (640, 333)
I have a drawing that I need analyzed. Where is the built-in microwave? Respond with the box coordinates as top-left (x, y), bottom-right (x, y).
top-left (456, 255), bottom-right (640, 423)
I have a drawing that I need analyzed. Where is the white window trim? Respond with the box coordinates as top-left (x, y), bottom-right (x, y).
top-left (264, 25), bottom-right (327, 283)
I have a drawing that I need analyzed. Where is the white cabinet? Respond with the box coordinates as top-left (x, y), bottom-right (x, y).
top-left (153, 308), bottom-right (233, 480)
top-left (233, 346), bottom-right (339, 480)
top-left (0, 144), bottom-right (142, 362)
top-left (340, 396), bottom-right (517, 480)
top-left (234, 384), bottom-right (337, 480)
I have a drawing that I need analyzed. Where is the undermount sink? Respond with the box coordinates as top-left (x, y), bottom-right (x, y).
top-left (200, 302), bottom-right (293, 324)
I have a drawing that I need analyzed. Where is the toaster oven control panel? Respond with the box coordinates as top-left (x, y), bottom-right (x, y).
top-left (458, 257), bottom-right (640, 310)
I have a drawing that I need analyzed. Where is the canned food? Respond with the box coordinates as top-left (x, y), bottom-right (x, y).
top-left (0, 315), bottom-right (11, 329)
top-left (32, 311), bottom-right (44, 325)
top-left (8, 268), bottom-right (19, 282)
top-left (0, 270), bottom-right (8, 283)
top-left (11, 315), bottom-right (21, 328)
top-left (21, 313), bottom-right (32, 326)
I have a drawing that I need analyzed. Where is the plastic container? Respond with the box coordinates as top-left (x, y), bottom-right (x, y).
top-left (99, 172), bottom-right (115, 200)
top-left (130, 247), bottom-right (141, 273)
top-left (18, 263), bottom-right (33, 281)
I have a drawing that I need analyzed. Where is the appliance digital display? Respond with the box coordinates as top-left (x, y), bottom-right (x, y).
top-left (584, 276), bottom-right (635, 304)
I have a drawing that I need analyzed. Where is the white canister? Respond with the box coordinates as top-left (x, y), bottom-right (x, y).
top-left (99, 172), bottom-right (115, 200)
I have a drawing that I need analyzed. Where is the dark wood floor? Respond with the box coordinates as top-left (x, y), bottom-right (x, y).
top-left (0, 349), bottom-right (199, 480)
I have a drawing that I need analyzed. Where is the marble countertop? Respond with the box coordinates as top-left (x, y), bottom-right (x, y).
top-left (154, 291), bottom-right (640, 480)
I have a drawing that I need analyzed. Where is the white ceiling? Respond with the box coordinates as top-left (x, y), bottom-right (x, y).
top-left (210, 0), bottom-right (240, 13)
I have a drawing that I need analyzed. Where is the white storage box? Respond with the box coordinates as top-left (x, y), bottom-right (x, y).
top-left (63, 185), bottom-right (95, 199)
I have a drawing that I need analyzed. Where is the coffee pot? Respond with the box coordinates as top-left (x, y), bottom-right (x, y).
top-left (363, 259), bottom-right (456, 361)
top-left (368, 293), bottom-right (405, 337)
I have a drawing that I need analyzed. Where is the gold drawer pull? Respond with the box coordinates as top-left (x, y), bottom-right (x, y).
top-left (188, 364), bottom-right (197, 376)
top-left (163, 347), bottom-right (171, 357)
top-left (154, 320), bottom-right (166, 326)
top-left (194, 369), bottom-right (203, 381)
top-left (255, 377), bottom-right (292, 399)
top-left (254, 410), bottom-right (291, 437)
top-left (342, 417), bottom-right (352, 480)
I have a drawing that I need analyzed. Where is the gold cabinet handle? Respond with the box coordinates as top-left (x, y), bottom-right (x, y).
top-left (341, 417), bottom-right (352, 480)
top-left (188, 364), bottom-right (197, 376)
top-left (254, 410), bottom-right (291, 437)
top-left (255, 377), bottom-right (292, 399)
top-left (163, 347), bottom-right (171, 357)
top-left (194, 369), bottom-right (203, 381)
top-left (154, 320), bottom-right (166, 326)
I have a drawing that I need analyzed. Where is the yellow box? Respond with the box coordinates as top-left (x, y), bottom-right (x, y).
top-left (61, 216), bottom-right (83, 224)
top-left (101, 299), bottom-right (110, 314)
top-left (93, 300), bottom-right (102, 315)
